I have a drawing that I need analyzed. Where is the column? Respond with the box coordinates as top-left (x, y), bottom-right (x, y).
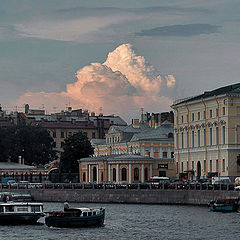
top-left (129, 163), bottom-right (132, 184)
top-left (116, 164), bottom-right (119, 183)
top-left (141, 164), bottom-right (144, 183)
top-left (108, 164), bottom-right (111, 182)
top-left (88, 164), bottom-right (91, 182)
top-left (96, 164), bottom-right (99, 184)
top-left (150, 164), bottom-right (153, 178)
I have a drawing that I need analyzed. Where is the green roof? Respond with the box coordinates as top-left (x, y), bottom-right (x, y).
top-left (173, 82), bottom-right (240, 106)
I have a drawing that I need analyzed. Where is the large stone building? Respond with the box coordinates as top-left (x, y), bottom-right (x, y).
top-left (171, 83), bottom-right (240, 179)
top-left (79, 112), bottom-right (175, 184)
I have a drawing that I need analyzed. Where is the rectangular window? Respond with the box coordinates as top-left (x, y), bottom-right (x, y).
top-left (203, 129), bottom-right (206, 146)
top-left (186, 131), bottom-right (189, 147)
top-left (216, 127), bottom-right (219, 145)
top-left (68, 132), bottom-right (72, 137)
top-left (163, 152), bottom-right (168, 158)
top-left (181, 132), bottom-right (184, 149)
top-left (203, 111), bottom-right (206, 119)
top-left (210, 160), bottom-right (212, 172)
top-left (61, 142), bottom-right (64, 148)
top-left (216, 159), bottom-right (219, 172)
top-left (192, 113), bottom-right (194, 121)
top-left (204, 160), bottom-right (206, 172)
top-left (210, 109), bottom-right (213, 118)
top-left (53, 142), bottom-right (56, 148)
top-left (181, 115), bottom-right (184, 123)
top-left (171, 152), bottom-right (174, 158)
top-left (222, 126), bottom-right (226, 144)
top-left (209, 128), bottom-right (212, 146)
top-left (192, 161), bottom-right (194, 170)
top-left (198, 130), bottom-right (200, 147)
top-left (181, 162), bottom-right (184, 173)
top-left (53, 131), bottom-right (56, 138)
top-left (216, 108), bottom-right (218, 117)
top-left (222, 159), bottom-right (225, 172)
top-left (192, 131), bottom-right (195, 147)
top-left (61, 131), bottom-right (64, 138)
top-left (154, 152), bottom-right (159, 158)
top-left (176, 162), bottom-right (178, 173)
top-left (92, 132), bottom-right (96, 139)
top-left (198, 112), bottom-right (200, 120)
top-left (222, 107), bottom-right (226, 116)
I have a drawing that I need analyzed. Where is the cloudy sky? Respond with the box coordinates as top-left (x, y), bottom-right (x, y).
top-left (1, 0), bottom-right (240, 121)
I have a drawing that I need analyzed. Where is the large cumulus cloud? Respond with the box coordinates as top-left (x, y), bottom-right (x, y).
top-left (15, 44), bottom-right (176, 119)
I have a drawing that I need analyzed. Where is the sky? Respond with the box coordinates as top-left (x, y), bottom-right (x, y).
top-left (0, 0), bottom-right (240, 121)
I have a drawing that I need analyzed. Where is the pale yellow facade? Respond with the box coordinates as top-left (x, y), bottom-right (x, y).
top-left (172, 85), bottom-right (240, 179)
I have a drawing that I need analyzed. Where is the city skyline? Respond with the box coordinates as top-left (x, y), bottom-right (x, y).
top-left (1, 0), bottom-right (240, 122)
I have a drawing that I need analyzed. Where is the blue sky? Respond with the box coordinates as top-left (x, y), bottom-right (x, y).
top-left (1, 0), bottom-right (240, 120)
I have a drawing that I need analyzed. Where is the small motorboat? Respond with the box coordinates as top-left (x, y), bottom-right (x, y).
top-left (45, 207), bottom-right (105, 228)
top-left (208, 198), bottom-right (240, 212)
top-left (0, 202), bottom-right (44, 225)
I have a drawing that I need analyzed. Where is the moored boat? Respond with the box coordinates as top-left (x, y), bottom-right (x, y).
top-left (0, 192), bottom-right (33, 202)
top-left (208, 198), bottom-right (240, 212)
top-left (0, 202), bottom-right (44, 225)
top-left (45, 207), bottom-right (105, 228)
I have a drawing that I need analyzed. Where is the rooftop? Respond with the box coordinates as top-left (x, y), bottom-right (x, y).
top-left (172, 82), bottom-right (240, 106)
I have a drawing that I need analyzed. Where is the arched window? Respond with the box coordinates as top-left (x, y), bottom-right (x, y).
top-left (82, 172), bottom-right (86, 182)
top-left (144, 168), bottom-right (148, 181)
top-left (121, 168), bottom-right (127, 181)
top-left (93, 166), bottom-right (97, 182)
top-left (113, 168), bottom-right (116, 182)
top-left (134, 168), bottom-right (139, 181)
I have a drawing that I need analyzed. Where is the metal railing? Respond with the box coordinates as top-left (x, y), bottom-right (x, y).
top-left (0, 182), bottom-right (237, 191)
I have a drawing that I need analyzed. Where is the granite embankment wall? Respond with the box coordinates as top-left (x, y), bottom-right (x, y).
top-left (9, 189), bottom-right (240, 205)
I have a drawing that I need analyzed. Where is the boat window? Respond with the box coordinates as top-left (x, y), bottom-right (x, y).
top-left (0, 206), bottom-right (3, 212)
top-left (17, 207), bottom-right (29, 212)
top-left (31, 206), bottom-right (41, 212)
top-left (5, 206), bottom-right (14, 212)
top-left (83, 212), bottom-right (87, 216)
top-left (88, 212), bottom-right (92, 216)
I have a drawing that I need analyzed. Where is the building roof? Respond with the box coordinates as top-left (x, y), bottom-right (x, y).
top-left (130, 122), bottom-right (173, 142)
top-left (0, 162), bottom-right (35, 170)
top-left (89, 115), bottom-right (127, 126)
top-left (91, 139), bottom-right (106, 145)
top-left (172, 82), bottom-right (240, 106)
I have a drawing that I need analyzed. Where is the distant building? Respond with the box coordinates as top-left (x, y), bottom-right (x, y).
top-left (171, 83), bottom-right (240, 179)
top-left (79, 112), bottom-right (175, 183)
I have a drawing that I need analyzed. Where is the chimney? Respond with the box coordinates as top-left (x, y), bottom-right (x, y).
top-left (132, 119), bottom-right (140, 128)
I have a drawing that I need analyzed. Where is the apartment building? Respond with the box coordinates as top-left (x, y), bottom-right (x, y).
top-left (171, 83), bottom-right (240, 179)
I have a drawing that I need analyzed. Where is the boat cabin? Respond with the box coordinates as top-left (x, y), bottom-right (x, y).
top-left (0, 202), bottom-right (43, 214)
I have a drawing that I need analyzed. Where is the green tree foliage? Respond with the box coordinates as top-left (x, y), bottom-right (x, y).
top-left (60, 132), bottom-right (94, 173)
top-left (0, 125), bottom-right (57, 165)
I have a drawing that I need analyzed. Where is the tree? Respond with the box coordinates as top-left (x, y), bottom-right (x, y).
top-left (0, 124), bottom-right (57, 165)
top-left (60, 132), bottom-right (94, 173)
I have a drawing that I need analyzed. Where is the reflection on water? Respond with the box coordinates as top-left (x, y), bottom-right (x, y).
top-left (0, 202), bottom-right (240, 240)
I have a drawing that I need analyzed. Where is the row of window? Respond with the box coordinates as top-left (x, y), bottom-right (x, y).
top-left (179, 126), bottom-right (226, 148)
top-left (177, 159), bottom-right (226, 173)
top-left (52, 131), bottom-right (95, 139)
top-left (180, 107), bottom-right (226, 123)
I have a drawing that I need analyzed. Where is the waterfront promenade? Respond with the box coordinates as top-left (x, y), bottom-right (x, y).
top-left (3, 183), bottom-right (240, 205)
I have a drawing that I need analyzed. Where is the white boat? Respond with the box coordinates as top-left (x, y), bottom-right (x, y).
top-left (0, 202), bottom-right (44, 225)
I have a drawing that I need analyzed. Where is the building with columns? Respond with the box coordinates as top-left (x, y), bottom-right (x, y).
top-left (171, 83), bottom-right (240, 179)
top-left (78, 114), bottom-right (175, 183)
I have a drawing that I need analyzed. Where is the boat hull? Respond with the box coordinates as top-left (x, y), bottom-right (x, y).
top-left (45, 211), bottom-right (105, 228)
top-left (209, 204), bottom-right (239, 212)
top-left (0, 213), bottom-right (44, 225)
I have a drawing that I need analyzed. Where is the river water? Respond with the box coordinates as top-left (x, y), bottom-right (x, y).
top-left (0, 202), bottom-right (239, 240)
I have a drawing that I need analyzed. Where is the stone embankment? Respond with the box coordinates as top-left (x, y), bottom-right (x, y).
top-left (9, 188), bottom-right (240, 205)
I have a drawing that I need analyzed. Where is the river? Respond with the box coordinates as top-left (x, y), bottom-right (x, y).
top-left (0, 202), bottom-right (239, 240)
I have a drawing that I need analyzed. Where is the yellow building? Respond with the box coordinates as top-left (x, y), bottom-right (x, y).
top-left (79, 119), bottom-right (176, 183)
top-left (171, 83), bottom-right (240, 179)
